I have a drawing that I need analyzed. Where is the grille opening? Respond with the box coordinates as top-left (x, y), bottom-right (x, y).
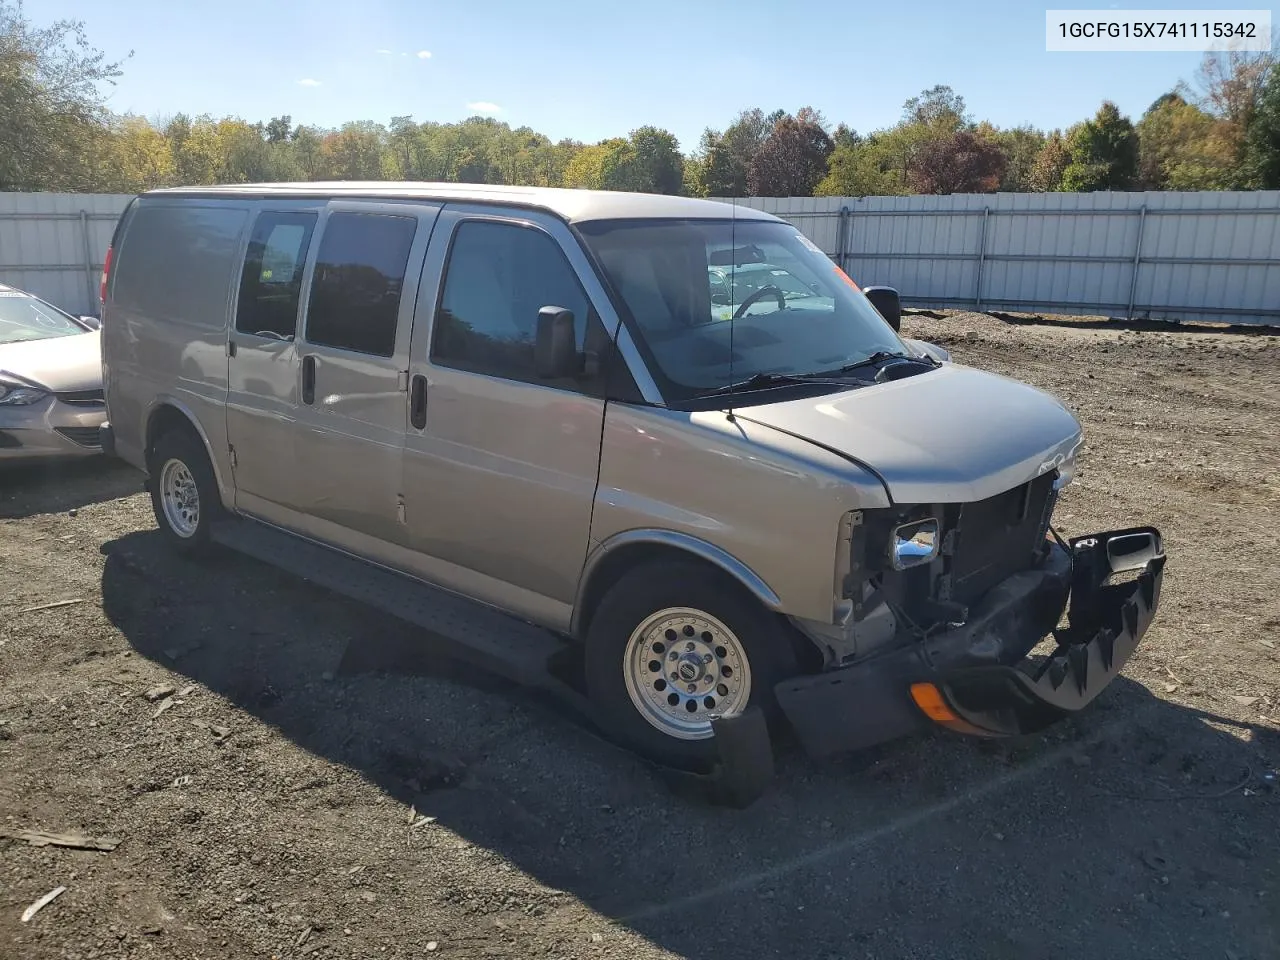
top-left (54, 426), bottom-right (103, 448)
top-left (947, 473), bottom-right (1057, 606)
top-left (56, 389), bottom-right (105, 407)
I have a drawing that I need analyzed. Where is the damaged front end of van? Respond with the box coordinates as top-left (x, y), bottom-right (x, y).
top-left (776, 509), bottom-right (1165, 758)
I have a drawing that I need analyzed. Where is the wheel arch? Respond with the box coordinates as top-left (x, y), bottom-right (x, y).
top-left (571, 530), bottom-right (783, 640)
top-left (143, 398), bottom-right (227, 500)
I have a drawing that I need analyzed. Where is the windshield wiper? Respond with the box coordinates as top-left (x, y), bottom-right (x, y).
top-left (699, 371), bottom-right (861, 398)
top-left (838, 350), bottom-right (938, 374)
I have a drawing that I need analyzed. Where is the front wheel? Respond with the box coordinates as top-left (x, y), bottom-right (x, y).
top-left (584, 561), bottom-right (797, 770)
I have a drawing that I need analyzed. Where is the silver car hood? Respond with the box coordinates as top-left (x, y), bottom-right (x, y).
top-left (737, 363), bottom-right (1082, 504)
top-left (0, 331), bottom-right (102, 393)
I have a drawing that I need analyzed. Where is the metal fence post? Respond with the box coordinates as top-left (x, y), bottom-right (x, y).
top-left (78, 209), bottom-right (96, 315)
top-left (975, 206), bottom-right (991, 311)
top-left (1126, 204), bottom-right (1147, 321)
top-left (836, 205), bottom-right (850, 270)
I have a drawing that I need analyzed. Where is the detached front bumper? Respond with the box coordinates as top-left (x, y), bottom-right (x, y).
top-left (775, 528), bottom-right (1166, 759)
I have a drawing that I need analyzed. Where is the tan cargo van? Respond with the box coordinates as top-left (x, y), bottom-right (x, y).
top-left (99, 182), bottom-right (1166, 770)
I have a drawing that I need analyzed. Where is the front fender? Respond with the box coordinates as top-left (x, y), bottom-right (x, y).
top-left (571, 529), bottom-right (783, 637)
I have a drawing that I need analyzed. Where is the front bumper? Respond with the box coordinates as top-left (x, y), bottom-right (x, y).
top-left (774, 528), bottom-right (1166, 758)
top-left (0, 394), bottom-right (106, 463)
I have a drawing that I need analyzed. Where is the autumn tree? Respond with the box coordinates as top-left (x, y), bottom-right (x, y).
top-left (908, 130), bottom-right (1006, 194)
top-left (747, 108), bottom-right (833, 197)
top-left (1060, 102), bottom-right (1138, 191)
top-left (1029, 131), bottom-right (1070, 191)
top-left (107, 115), bottom-right (173, 190)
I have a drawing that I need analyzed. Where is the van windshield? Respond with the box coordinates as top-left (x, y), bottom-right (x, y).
top-left (578, 218), bottom-right (908, 403)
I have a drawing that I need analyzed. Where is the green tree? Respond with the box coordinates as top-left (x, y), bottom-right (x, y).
top-left (902, 84), bottom-right (968, 131)
top-left (564, 139), bottom-right (629, 189)
top-left (1137, 92), bottom-right (1236, 189)
top-left (1244, 63), bottom-right (1280, 188)
top-left (627, 126), bottom-right (683, 194)
top-left (987, 124), bottom-right (1046, 192)
top-left (0, 0), bottom-right (130, 190)
top-left (1060, 102), bottom-right (1138, 191)
top-left (815, 136), bottom-right (904, 196)
top-left (702, 108), bottom-right (771, 197)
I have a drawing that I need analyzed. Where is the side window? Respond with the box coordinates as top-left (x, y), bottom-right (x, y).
top-left (236, 212), bottom-right (317, 338)
top-left (432, 220), bottom-right (596, 384)
top-left (304, 212), bottom-right (417, 357)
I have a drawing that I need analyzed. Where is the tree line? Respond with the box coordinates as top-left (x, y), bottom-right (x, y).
top-left (4, 1), bottom-right (1279, 198)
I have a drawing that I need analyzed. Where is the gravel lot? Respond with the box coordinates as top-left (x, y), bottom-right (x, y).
top-left (2, 311), bottom-right (1278, 960)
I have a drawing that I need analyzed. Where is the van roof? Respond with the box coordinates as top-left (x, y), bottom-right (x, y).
top-left (140, 182), bottom-right (784, 225)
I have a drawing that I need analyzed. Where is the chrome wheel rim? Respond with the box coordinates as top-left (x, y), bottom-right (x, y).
top-left (160, 458), bottom-right (200, 538)
top-left (623, 607), bottom-right (752, 741)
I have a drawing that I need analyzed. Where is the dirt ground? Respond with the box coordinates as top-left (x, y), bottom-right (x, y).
top-left (2, 310), bottom-right (1278, 960)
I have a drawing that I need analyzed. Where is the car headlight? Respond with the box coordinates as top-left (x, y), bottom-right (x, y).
top-left (0, 380), bottom-right (48, 406)
top-left (890, 517), bottom-right (940, 570)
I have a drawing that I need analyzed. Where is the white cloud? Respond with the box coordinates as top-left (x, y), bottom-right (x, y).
top-left (467, 101), bottom-right (501, 114)
top-left (297, 78), bottom-right (322, 87)
top-left (375, 48), bottom-right (393, 55)
top-left (416, 50), bottom-right (431, 59)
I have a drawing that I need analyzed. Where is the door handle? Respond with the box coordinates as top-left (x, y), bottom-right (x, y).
top-left (227, 339), bottom-right (237, 358)
top-left (301, 355), bottom-right (316, 405)
top-left (409, 374), bottom-right (427, 430)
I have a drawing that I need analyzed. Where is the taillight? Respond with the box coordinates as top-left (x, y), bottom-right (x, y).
top-left (99, 245), bottom-right (114, 304)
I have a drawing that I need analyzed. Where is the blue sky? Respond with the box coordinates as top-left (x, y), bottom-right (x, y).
top-left (45, 0), bottom-right (1216, 150)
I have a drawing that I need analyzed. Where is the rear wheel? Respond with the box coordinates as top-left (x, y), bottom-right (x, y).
top-left (147, 430), bottom-right (220, 555)
top-left (584, 561), bottom-right (797, 770)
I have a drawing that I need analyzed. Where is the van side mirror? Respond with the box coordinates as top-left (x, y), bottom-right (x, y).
top-left (535, 306), bottom-right (581, 379)
top-left (79, 315), bottom-right (101, 330)
top-left (862, 286), bottom-right (901, 332)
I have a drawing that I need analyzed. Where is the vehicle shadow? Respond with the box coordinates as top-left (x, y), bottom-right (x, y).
top-left (99, 529), bottom-right (1280, 960)
top-left (0, 457), bottom-right (144, 519)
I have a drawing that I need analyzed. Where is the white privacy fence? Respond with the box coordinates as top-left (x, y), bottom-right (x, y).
top-left (718, 191), bottom-right (1280, 326)
top-left (0, 193), bottom-right (135, 317)
top-left (3, 190), bottom-right (1279, 325)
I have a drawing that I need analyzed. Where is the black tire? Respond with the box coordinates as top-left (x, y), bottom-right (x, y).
top-left (147, 429), bottom-right (220, 555)
top-left (584, 560), bottom-right (798, 771)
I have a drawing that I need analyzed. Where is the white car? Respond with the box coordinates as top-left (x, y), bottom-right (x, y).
top-left (0, 283), bottom-right (106, 463)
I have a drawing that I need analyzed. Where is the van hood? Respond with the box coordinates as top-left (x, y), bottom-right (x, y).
top-left (736, 363), bottom-right (1082, 504)
top-left (0, 330), bottom-right (103, 393)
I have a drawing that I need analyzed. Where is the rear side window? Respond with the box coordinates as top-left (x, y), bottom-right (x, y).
top-left (304, 212), bottom-right (417, 357)
top-left (112, 203), bottom-right (249, 330)
top-left (432, 220), bottom-right (595, 383)
top-left (236, 212), bottom-right (317, 338)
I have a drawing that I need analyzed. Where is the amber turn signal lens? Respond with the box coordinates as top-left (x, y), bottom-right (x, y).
top-left (909, 682), bottom-right (987, 735)
top-left (909, 682), bottom-right (959, 723)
